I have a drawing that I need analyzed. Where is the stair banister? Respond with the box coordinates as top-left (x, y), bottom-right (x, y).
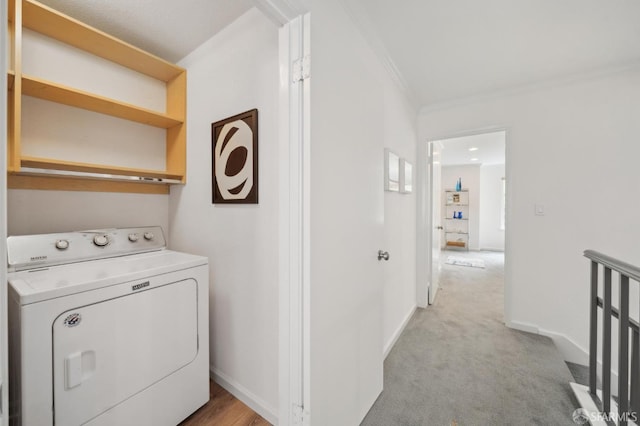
top-left (582, 250), bottom-right (640, 425)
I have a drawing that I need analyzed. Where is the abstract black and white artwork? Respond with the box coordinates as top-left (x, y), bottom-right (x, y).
top-left (211, 109), bottom-right (258, 204)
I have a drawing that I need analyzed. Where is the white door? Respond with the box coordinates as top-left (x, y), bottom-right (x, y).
top-left (429, 142), bottom-right (443, 304)
top-left (309, 3), bottom-right (384, 422)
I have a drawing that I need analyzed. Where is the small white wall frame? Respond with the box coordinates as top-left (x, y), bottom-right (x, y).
top-left (384, 148), bottom-right (400, 192)
top-left (400, 159), bottom-right (413, 194)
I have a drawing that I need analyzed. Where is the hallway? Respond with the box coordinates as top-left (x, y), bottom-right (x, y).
top-left (362, 251), bottom-right (578, 425)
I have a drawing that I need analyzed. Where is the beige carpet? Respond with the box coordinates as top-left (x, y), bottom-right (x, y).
top-left (361, 250), bottom-right (578, 426)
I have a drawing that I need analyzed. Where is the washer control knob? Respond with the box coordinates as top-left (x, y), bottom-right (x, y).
top-left (128, 233), bottom-right (139, 242)
top-left (143, 232), bottom-right (154, 241)
top-left (55, 239), bottom-right (69, 250)
top-left (93, 235), bottom-right (109, 247)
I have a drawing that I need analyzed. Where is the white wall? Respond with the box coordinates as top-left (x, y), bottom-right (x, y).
top-left (167, 8), bottom-right (279, 423)
top-left (382, 79), bottom-right (418, 356)
top-left (479, 164), bottom-right (505, 251)
top-left (419, 68), bottom-right (640, 363)
top-left (441, 165), bottom-right (480, 250)
top-left (8, 190), bottom-right (168, 236)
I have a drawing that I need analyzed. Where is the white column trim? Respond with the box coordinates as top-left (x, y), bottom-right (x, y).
top-left (0, 0), bottom-right (9, 423)
top-left (278, 12), bottom-right (311, 426)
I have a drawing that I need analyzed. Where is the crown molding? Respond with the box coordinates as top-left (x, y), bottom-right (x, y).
top-left (341, 0), bottom-right (420, 111)
top-left (420, 61), bottom-right (640, 115)
top-left (252, 0), bottom-right (309, 26)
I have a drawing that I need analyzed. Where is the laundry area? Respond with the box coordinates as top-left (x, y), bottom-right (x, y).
top-left (1, 0), bottom-right (287, 424)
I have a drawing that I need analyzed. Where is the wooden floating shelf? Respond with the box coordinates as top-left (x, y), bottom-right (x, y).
top-left (22, 75), bottom-right (183, 128)
top-left (22, 0), bottom-right (184, 82)
top-left (8, 174), bottom-right (169, 195)
top-left (7, 70), bottom-right (15, 90)
top-left (446, 241), bottom-right (467, 248)
top-left (7, 0), bottom-right (187, 193)
top-left (20, 156), bottom-right (184, 180)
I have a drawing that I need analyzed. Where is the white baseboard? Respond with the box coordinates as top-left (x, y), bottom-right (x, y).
top-left (384, 304), bottom-right (417, 359)
top-left (506, 320), bottom-right (588, 364)
top-left (506, 320), bottom-right (539, 335)
top-left (210, 367), bottom-right (278, 425)
top-left (479, 247), bottom-right (505, 252)
top-left (507, 320), bottom-right (620, 396)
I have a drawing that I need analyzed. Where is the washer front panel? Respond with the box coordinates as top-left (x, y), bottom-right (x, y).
top-left (53, 279), bottom-right (198, 425)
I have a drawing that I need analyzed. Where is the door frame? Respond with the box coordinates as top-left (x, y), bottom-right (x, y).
top-left (428, 140), bottom-right (443, 305)
top-left (417, 127), bottom-right (510, 319)
top-left (278, 12), bottom-right (311, 426)
top-left (1, 0), bottom-right (9, 423)
top-left (255, 2), bottom-right (311, 423)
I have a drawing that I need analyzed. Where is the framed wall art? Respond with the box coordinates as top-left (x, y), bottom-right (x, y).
top-left (384, 148), bottom-right (400, 192)
top-left (400, 159), bottom-right (413, 193)
top-left (211, 109), bottom-right (258, 204)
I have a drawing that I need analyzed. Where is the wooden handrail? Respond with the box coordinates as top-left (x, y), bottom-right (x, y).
top-left (584, 250), bottom-right (640, 282)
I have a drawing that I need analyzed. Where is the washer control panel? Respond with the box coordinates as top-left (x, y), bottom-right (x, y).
top-left (93, 234), bottom-right (109, 247)
top-left (7, 226), bottom-right (166, 271)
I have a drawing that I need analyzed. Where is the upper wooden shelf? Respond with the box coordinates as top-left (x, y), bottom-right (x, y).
top-left (22, 74), bottom-right (183, 128)
top-left (22, 0), bottom-right (184, 82)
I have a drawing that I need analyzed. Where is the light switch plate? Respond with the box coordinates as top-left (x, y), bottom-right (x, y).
top-left (535, 204), bottom-right (545, 216)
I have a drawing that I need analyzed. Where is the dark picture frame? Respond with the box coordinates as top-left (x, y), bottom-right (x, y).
top-left (211, 109), bottom-right (258, 204)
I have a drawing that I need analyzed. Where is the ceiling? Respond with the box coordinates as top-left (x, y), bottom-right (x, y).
top-left (346, 0), bottom-right (640, 108)
top-left (37, 0), bottom-right (254, 63)
top-left (436, 131), bottom-right (505, 166)
top-left (36, 0), bottom-right (640, 108)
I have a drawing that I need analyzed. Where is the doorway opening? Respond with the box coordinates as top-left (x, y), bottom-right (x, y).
top-left (422, 129), bottom-right (507, 314)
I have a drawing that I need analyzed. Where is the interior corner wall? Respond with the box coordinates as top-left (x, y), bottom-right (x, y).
top-left (418, 68), bottom-right (640, 362)
top-left (382, 76), bottom-right (418, 356)
top-left (479, 164), bottom-right (505, 251)
top-left (441, 165), bottom-right (480, 250)
top-left (167, 8), bottom-right (279, 422)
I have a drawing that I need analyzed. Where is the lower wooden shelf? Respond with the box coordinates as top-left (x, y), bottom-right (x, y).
top-left (8, 174), bottom-right (170, 194)
top-left (8, 156), bottom-right (184, 194)
top-left (20, 156), bottom-right (183, 180)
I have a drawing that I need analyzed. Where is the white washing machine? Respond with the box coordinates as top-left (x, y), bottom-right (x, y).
top-left (7, 226), bottom-right (209, 426)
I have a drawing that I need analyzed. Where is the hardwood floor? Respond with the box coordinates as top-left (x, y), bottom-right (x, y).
top-left (179, 380), bottom-right (271, 426)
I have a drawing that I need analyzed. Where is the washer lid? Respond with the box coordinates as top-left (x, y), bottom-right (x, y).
top-left (7, 250), bottom-right (208, 305)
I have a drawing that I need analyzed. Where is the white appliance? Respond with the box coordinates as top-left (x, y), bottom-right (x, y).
top-left (7, 226), bottom-right (209, 426)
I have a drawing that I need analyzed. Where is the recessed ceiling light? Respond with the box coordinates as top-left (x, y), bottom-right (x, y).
top-left (469, 147), bottom-right (479, 152)
top-left (470, 158), bottom-right (479, 161)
